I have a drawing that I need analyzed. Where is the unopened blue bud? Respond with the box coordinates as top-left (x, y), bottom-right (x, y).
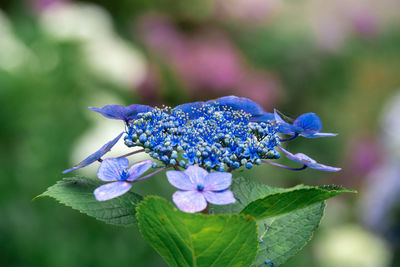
top-left (217, 166), bottom-right (225, 172)
top-left (139, 133), bottom-right (147, 143)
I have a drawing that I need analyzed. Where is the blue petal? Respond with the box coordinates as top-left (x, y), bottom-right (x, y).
top-left (62, 132), bottom-right (123, 173)
top-left (166, 170), bottom-right (197, 190)
top-left (279, 147), bottom-right (341, 172)
top-left (126, 160), bottom-right (152, 181)
top-left (274, 110), bottom-right (302, 135)
top-left (293, 113), bottom-right (322, 133)
top-left (214, 96), bottom-right (265, 116)
top-left (88, 105), bottom-right (129, 120)
top-left (203, 190), bottom-right (236, 205)
top-left (126, 104), bottom-right (154, 120)
top-left (172, 190), bottom-right (207, 213)
top-left (94, 181), bottom-right (132, 201)
top-left (250, 112), bottom-right (275, 123)
top-left (97, 158), bottom-right (129, 181)
top-left (89, 104), bottom-right (153, 122)
top-left (307, 162), bottom-right (342, 172)
top-left (301, 132), bottom-right (338, 138)
top-left (173, 101), bottom-right (207, 119)
top-left (203, 172), bottom-right (232, 191)
top-left (184, 166), bottom-right (208, 185)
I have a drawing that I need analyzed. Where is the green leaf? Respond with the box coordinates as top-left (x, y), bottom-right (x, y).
top-left (241, 184), bottom-right (355, 220)
top-left (136, 196), bottom-right (258, 267)
top-left (211, 177), bottom-right (354, 266)
top-left (252, 202), bottom-right (325, 266)
top-left (36, 177), bottom-right (142, 227)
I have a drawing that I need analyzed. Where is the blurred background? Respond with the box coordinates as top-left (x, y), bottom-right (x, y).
top-left (0, 0), bottom-right (399, 266)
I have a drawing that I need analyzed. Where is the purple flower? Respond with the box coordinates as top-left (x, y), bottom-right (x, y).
top-left (62, 132), bottom-right (123, 174)
top-left (94, 158), bottom-right (152, 201)
top-left (166, 166), bottom-right (236, 213)
top-left (274, 110), bottom-right (337, 138)
top-left (279, 147), bottom-right (341, 172)
top-left (89, 104), bottom-right (153, 124)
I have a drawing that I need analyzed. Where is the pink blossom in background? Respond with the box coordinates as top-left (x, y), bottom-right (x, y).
top-left (236, 71), bottom-right (281, 109)
top-left (342, 135), bottom-right (383, 185)
top-left (350, 9), bottom-right (378, 38)
top-left (137, 64), bottom-right (162, 105)
top-left (350, 137), bottom-right (382, 174)
top-left (138, 15), bottom-right (184, 58)
top-left (175, 32), bottom-right (243, 91)
top-left (137, 15), bottom-right (280, 109)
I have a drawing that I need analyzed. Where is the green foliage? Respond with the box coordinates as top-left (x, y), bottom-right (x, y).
top-left (38, 176), bottom-right (354, 266)
top-left (37, 177), bottom-right (143, 227)
top-left (211, 177), bottom-right (354, 266)
top-left (253, 203), bottom-right (325, 266)
top-left (241, 184), bottom-right (356, 220)
top-left (137, 196), bottom-right (258, 267)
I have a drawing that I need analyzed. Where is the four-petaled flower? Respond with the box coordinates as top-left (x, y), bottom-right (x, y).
top-left (62, 132), bottom-right (123, 174)
top-left (274, 109), bottom-right (337, 138)
top-left (166, 166), bottom-right (236, 213)
top-left (279, 147), bottom-right (341, 172)
top-left (94, 158), bottom-right (152, 201)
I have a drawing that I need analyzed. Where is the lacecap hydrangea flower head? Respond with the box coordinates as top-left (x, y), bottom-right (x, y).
top-left (63, 96), bottom-right (341, 213)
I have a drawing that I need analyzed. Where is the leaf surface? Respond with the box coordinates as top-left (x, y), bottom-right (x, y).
top-left (137, 196), bottom-right (258, 267)
top-left (37, 177), bottom-right (142, 226)
top-left (241, 184), bottom-right (355, 220)
top-left (211, 177), bottom-right (354, 266)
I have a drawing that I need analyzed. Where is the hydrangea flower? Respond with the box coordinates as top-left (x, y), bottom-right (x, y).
top-left (279, 147), bottom-right (341, 172)
top-left (166, 166), bottom-right (235, 213)
top-left (274, 110), bottom-right (337, 138)
top-left (94, 158), bottom-right (152, 201)
top-left (63, 95), bottom-right (343, 212)
top-left (125, 99), bottom-right (280, 171)
top-left (89, 104), bottom-right (153, 124)
top-left (62, 132), bottom-right (123, 174)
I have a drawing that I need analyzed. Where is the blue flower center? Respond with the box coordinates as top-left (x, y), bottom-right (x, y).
top-left (197, 184), bottom-right (205, 192)
top-left (119, 169), bottom-right (130, 181)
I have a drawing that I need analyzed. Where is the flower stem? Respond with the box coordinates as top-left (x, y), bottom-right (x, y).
top-left (280, 133), bottom-right (299, 142)
top-left (201, 204), bottom-right (209, 215)
top-left (133, 167), bottom-right (166, 183)
top-left (118, 149), bottom-right (145, 158)
top-left (262, 160), bottom-right (307, 171)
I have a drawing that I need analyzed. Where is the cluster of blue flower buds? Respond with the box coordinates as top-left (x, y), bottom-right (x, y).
top-left (124, 104), bottom-right (280, 171)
